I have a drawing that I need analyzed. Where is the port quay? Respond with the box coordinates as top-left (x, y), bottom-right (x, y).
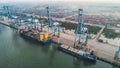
top-left (0, 18), bottom-right (120, 66)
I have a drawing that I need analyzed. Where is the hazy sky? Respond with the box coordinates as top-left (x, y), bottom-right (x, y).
top-left (1, 0), bottom-right (120, 3)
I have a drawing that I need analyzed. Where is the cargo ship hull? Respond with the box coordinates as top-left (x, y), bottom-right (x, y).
top-left (58, 45), bottom-right (96, 62)
top-left (20, 33), bottom-right (51, 45)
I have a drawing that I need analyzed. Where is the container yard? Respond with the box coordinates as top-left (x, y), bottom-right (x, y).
top-left (0, 4), bottom-right (120, 68)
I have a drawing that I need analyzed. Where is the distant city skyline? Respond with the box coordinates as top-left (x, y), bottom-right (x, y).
top-left (1, 0), bottom-right (120, 3)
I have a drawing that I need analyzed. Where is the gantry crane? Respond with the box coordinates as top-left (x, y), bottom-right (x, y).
top-left (27, 15), bottom-right (36, 30)
top-left (39, 20), bottom-right (45, 32)
top-left (3, 6), bottom-right (16, 27)
top-left (46, 7), bottom-right (53, 30)
top-left (46, 7), bottom-right (60, 37)
top-left (3, 6), bottom-right (12, 19)
top-left (74, 9), bottom-right (88, 47)
top-left (114, 46), bottom-right (120, 67)
top-left (3, 6), bottom-right (20, 28)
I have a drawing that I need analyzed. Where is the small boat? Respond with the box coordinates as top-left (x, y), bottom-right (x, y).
top-left (58, 44), bottom-right (97, 62)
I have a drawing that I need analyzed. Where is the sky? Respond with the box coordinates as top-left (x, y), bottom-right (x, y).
top-left (1, 0), bottom-right (120, 3)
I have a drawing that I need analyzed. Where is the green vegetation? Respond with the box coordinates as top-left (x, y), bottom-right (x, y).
top-left (103, 28), bottom-right (120, 39)
top-left (58, 21), bottom-right (77, 30)
top-left (58, 21), bottom-right (119, 39)
top-left (43, 19), bottom-right (119, 39)
top-left (86, 25), bottom-right (101, 34)
top-left (58, 21), bottom-right (101, 34)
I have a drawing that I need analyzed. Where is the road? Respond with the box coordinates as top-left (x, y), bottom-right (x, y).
top-left (94, 26), bottom-right (106, 41)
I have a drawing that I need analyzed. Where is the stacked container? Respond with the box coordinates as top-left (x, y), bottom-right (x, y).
top-left (38, 32), bottom-right (44, 41)
top-left (44, 32), bottom-right (49, 41)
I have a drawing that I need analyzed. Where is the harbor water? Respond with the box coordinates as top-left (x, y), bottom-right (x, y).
top-left (0, 24), bottom-right (117, 68)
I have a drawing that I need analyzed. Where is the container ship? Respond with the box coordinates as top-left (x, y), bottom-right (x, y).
top-left (19, 28), bottom-right (51, 45)
top-left (58, 44), bottom-right (97, 62)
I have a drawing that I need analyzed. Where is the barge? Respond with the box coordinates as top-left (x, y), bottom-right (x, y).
top-left (58, 44), bottom-right (97, 62)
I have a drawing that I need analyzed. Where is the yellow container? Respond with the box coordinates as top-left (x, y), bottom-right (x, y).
top-left (38, 35), bottom-right (44, 40)
top-left (44, 32), bottom-right (49, 39)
